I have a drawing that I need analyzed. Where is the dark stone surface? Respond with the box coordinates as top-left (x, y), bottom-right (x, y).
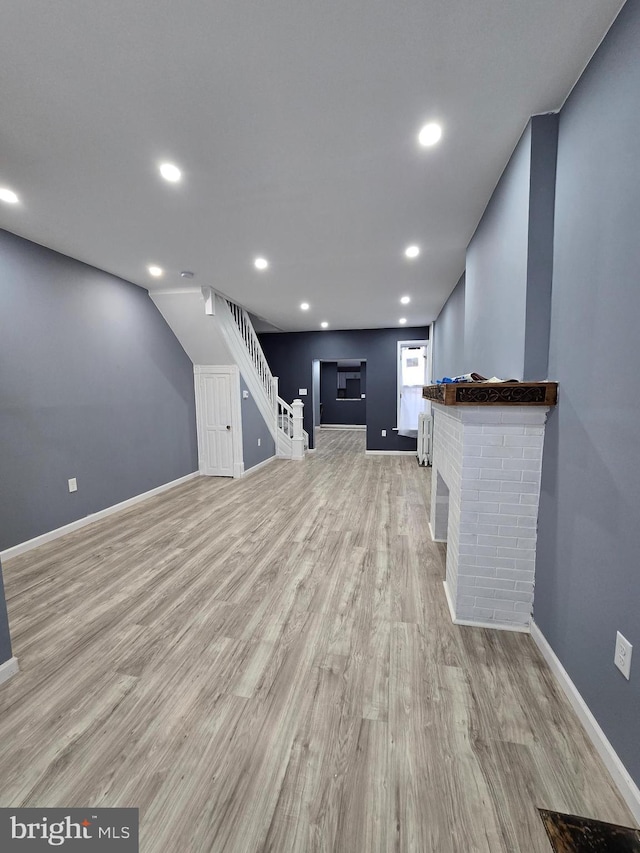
top-left (539, 809), bottom-right (640, 852)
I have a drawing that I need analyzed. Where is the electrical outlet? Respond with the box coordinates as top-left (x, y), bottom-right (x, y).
top-left (614, 631), bottom-right (633, 680)
top-left (381, 429), bottom-right (386, 437)
top-left (68, 477), bottom-right (78, 493)
top-left (257, 438), bottom-right (261, 446)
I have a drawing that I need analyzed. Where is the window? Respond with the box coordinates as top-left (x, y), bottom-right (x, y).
top-left (397, 340), bottom-right (431, 436)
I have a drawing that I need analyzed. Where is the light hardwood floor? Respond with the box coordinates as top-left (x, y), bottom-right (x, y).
top-left (0, 429), bottom-right (634, 851)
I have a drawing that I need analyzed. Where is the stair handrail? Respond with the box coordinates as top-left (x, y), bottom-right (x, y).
top-left (224, 299), bottom-right (276, 411)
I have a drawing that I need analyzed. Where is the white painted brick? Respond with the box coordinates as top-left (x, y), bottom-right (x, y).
top-left (459, 533), bottom-right (478, 545)
top-left (482, 425), bottom-right (525, 435)
top-left (478, 534), bottom-right (518, 548)
top-left (475, 457), bottom-right (507, 470)
top-left (477, 556), bottom-right (517, 570)
top-left (515, 559), bottom-right (535, 572)
top-left (517, 536), bottom-right (536, 547)
top-left (518, 516), bottom-right (537, 528)
top-left (481, 596), bottom-right (513, 610)
top-left (524, 426), bottom-right (544, 436)
top-left (500, 480), bottom-right (539, 494)
top-left (475, 577), bottom-right (515, 591)
top-left (458, 555), bottom-right (477, 567)
top-left (496, 568), bottom-right (534, 581)
top-left (473, 502), bottom-right (500, 514)
top-left (500, 410), bottom-right (548, 424)
top-left (498, 547), bottom-right (536, 560)
top-left (480, 469), bottom-right (523, 481)
top-left (515, 581), bottom-right (534, 591)
top-left (459, 596), bottom-right (476, 607)
top-left (514, 601), bottom-right (533, 613)
top-left (479, 491), bottom-right (503, 502)
top-left (503, 458), bottom-right (541, 471)
top-left (504, 435), bottom-right (544, 448)
top-left (475, 524), bottom-right (500, 536)
top-left (460, 511), bottom-right (479, 523)
top-left (523, 446), bottom-right (543, 459)
top-left (476, 513), bottom-right (505, 525)
top-left (520, 493), bottom-right (539, 505)
top-left (500, 503), bottom-right (538, 517)
top-left (475, 596), bottom-right (500, 609)
top-left (481, 446), bottom-right (524, 459)
top-left (461, 489), bottom-right (479, 501)
top-left (521, 470), bottom-right (542, 483)
top-left (461, 468), bottom-right (481, 480)
top-left (473, 565), bottom-right (497, 578)
top-left (496, 589), bottom-right (533, 603)
top-left (466, 434), bottom-right (504, 446)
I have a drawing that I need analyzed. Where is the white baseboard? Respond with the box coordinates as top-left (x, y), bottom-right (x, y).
top-left (0, 656), bottom-right (19, 687)
top-left (428, 522), bottom-right (447, 543)
top-left (0, 472), bottom-right (200, 561)
top-left (443, 581), bottom-right (530, 633)
top-left (321, 424), bottom-right (366, 430)
top-left (241, 455), bottom-right (278, 477)
top-left (365, 450), bottom-right (417, 456)
top-left (530, 621), bottom-right (640, 823)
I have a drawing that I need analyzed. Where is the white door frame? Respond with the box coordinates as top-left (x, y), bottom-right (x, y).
top-left (194, 365), bottom-right (244, 478)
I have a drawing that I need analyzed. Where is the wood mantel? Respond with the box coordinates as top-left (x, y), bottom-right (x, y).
top-left (422, 381), bottom-right (558, 407)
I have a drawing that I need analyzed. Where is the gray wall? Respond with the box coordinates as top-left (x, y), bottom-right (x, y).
top-left (465, 124), bottom-right (532, 380)
top-left (433, 274), bottom-right (466, 380)
top-left (240, 375), bottom-right (276, 471)
top-left (535, 0), bottom-right (640, 787)
top-left (0, 559), bottom-right (12, 665)
top-left (0, 229), bottom-right (198, 552)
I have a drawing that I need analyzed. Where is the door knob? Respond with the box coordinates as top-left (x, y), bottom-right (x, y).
top-left (226, 425), bottom-right (231, 430)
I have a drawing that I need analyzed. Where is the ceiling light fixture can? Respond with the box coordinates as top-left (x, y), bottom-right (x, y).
top-left (404, 245), bottom-right (420, 259)
top-left (399, 318), bottom-right (407, 325)
top-left (401, 295), bottom-right (410, 304)
top-left (321, 322), bottom-right (329, 329)
top-left (148, 265), bottom-right (163, 277)
top-left (0, 188), bottom-right (19, 204)
top-left (159, 162), bottom-right (181, 182)
top-left (300, 302), bottom-right (310, 310)
top-left (254, 257), bottom-right (269, 270)
top-left (418, 122), bottom-right (442, 147)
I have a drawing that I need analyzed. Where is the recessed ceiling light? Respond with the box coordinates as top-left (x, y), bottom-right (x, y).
top-left (159, 162), bottom-right (181, 183)
top-left (418, 122), bottom-right (442, 147)
top-left (254, 257), bottom-right (269, 270)
top-left (148, 265), bottom-right (163, 277)
top-left (320, 321), bottom-right (329, 329)
top-left (300, 302), bottom-right (310, 311)
top-left (400, 295), bottom-right (411, 304)
top-left (0, 188), bottom-right (19, 204)
top-left (399, 318), bottom-right (407, 325)
top-left (404, 245), bottom-right (420, 259)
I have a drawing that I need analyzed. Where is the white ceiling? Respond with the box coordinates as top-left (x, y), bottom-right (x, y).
top-left (0, 0), bottom-right (624, 332)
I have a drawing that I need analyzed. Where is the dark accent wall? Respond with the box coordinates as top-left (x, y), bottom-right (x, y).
top-left (320, 362), bottom-right (366, 425)
top-left (433, 274), bottom-right (466, 380)
top-left (240, 375), bottom-right (276, 470)
top-left (0, 229), bottom-right (198, 552)
top-left (0, 559), bottom-right (12, 665)
top-left (535, 0), bottom-right (640, 787)
top-left (259, 327), bottom-right (428, 451)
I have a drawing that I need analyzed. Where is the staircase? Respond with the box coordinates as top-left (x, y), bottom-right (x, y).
top-left (214, 292), bottom-right (308, 459)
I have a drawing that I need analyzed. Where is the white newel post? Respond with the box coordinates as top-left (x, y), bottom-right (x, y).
top-left (291, 399), bottom-right (305, 460)
top-left (271, 376), bottom-right (279, 431)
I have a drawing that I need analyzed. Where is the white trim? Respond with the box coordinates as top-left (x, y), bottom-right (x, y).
top-left (321, 424), bottom-right (366, 430)
top-left (241, 455), bottom-right (278, 477)
top-left (428, 522), bottom-right (447, 543)
top-left (397, 338), bottom-right (430, 429)
top-left (0, 656), bottom-right (19, 687)
top-left (365, 450), bottom-right (417, 456)
top-left (443, 581), bottom-right (530, 633)
top-left (530, 620), bottom-right (640, 823)
top-left (0, 473), bottom-right (199, 560)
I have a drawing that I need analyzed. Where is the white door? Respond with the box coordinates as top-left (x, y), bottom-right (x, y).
top-left (195, 367), bottom-right (239, 477)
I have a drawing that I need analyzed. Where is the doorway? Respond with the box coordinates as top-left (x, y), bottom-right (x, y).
top-left (194, 365), bottom-right (243, 477)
